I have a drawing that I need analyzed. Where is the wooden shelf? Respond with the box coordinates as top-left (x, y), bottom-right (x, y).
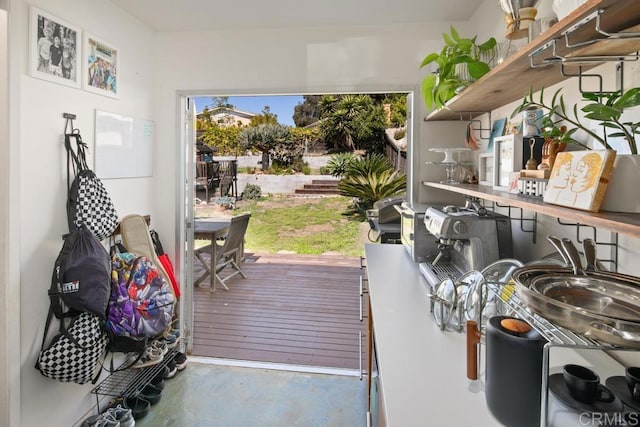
top-left (425, 0), bottom-right (640, 121)
top-left (423, 181), bottom-right (640, 239)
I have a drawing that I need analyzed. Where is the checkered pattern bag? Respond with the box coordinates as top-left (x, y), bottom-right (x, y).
top-left (36, 311), bottom-right (108, 384)
top-left (65, 132), bottom-right (118, 241)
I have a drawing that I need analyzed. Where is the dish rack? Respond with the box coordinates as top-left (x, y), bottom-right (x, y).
top-left (483, 281), bottom-right (637, 427)
top-left (90, 345), bottom-right (179, 406)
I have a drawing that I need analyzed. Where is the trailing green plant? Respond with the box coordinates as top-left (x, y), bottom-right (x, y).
top-left (326, 152), bottom-right (359, 177)
top-left (241, 184), bottom-right (262, 200)
top-left (512, 86), bottom-right (640, 154)
top-left (420, 26), bottom-right (497, 111)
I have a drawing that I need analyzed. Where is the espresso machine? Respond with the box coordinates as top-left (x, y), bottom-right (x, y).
top-left (418, 203), bottom-right (513, 287)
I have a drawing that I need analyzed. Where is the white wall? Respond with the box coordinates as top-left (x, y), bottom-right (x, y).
top-left (1, 4), bottom-right (11, 426)
top-left (151, 21), bottom-right (465, 258)
top-left (7, 0), bottom-right (157, 425)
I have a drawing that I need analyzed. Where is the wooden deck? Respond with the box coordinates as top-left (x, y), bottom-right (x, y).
top-left (192, 252), bottom-right (366, 370)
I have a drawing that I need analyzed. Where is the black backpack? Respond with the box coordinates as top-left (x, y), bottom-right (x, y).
top-left (49, 226), bottom-right (111, 319)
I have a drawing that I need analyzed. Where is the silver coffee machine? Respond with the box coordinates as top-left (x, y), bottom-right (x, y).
top-left (419, 205), bottom-right (513, 286)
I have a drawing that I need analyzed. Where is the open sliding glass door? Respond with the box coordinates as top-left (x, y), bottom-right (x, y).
top-left (181, 96), bottom-right (196, 353)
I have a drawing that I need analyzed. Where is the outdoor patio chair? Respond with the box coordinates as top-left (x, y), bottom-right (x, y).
top-left (195, 161), bottom-right (210, 203)
top-left (195, 212), bottom-right (251, 291)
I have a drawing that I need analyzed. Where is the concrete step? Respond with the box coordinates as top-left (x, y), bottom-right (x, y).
top-left (294, 188), bottom-right (341, 194)
top-left (311, 179), bottom-right (340, 185)
top-left (303, 184), bottom-right (338, 189)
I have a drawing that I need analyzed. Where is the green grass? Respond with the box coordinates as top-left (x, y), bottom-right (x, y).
top-left (234, 195), bottom-right (365, 257)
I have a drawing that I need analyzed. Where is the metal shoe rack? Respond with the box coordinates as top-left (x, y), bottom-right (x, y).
top-left (90, 346), bottom-right (179, 404)
top-left (483, 281), bottom-right (637, 427)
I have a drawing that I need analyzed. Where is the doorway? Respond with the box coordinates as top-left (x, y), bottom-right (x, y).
top-left (180, 91), bottom-right (413, 371)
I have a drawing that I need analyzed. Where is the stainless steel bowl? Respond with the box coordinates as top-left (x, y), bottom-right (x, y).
top-left (530, 275), bottom-right (640, 322)
top-left (511, 265), bottom-right (640, 348)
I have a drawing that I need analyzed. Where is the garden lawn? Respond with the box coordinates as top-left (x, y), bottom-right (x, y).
top-left (234, 195), bottom-right (365, 257)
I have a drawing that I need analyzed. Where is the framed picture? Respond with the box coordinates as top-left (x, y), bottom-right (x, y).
top-left (493, 134), bottom-right (523, 190)
top-left (83, 33), bottom-right (118, 98)
top-left (478, 152), bottom-right (494, 186)
top-left (488, 117), bottom-right (507, 152)
top-left (29, 7), bottom-right (81, 88)
top-left (543, 150), bottom-right (616, 212)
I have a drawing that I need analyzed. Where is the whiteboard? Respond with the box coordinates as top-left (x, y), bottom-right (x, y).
top-left (95, 110), bottom-right (154, 179)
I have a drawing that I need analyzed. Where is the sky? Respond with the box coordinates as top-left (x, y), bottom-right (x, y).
top-left (195, 95), bottom-right (304, 127)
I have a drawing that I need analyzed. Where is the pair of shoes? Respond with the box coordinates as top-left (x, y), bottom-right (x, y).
top-left (174, 352), bottom-right (187, 371)
top-left (150, 339), bottom-right (169, 357)
top-left (82, 405), bottom-right (134, 427)
top-left (159, 333), bottom-right (178, 349)
top-left (132, 346), bottom-right (163, 369)
top-left (161, 328), bottom-right (180, 348)
top-left (104, 405), bottom-right (135, 427)
top-left (163, 360), bottom-right (177, 379)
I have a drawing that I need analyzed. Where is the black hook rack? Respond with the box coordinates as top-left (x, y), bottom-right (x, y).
top-left (63, 113), bottom-right (77, 135)
top-left (458, 111), bottom-right (492, 141)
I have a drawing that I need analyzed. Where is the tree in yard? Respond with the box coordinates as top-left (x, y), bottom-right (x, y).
top-left (201, 124), bottom-right (242, 156)
top-left (293, 95), bottom-right (322, 127)
top-left (318, 94), bottom-right (387, 153)
top-left (249, 106), bottom-right (279, 127)
top-left (239, 124), bottom-right (291, 171)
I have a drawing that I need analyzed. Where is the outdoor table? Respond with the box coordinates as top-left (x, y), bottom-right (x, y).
top-left (194, 218), bottom-right (231, 290)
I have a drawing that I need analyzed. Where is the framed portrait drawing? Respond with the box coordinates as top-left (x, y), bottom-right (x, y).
top-left (493, 134), bottom-right (523, 190)
top-left (478, 152), bottom-right (494, 186)
top-left (29, 7), bottom-right (81, 88)
top-left (83, 33), bottom-right (118, 98)
top-left (543, 150), bottom-right (616, 212)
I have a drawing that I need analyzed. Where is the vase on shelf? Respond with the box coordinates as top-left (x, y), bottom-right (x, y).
top-left (601, 154), bottom-right (640, 213)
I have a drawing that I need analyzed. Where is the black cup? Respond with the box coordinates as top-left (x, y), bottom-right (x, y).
top-left (563, 364), bottom-right (614, 404)
top-left (626, 367), bottom-right (640, 402)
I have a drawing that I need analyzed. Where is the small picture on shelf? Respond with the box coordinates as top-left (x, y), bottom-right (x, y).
top-left (488, 117), bottom-right (507, 152)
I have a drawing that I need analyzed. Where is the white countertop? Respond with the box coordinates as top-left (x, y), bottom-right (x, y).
top-left (365, 243), bottom-right (501, 427)
top-left (364, 243), bottom-right (628, 427)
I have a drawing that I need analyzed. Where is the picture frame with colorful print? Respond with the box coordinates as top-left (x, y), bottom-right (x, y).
top-left (543, 150), bottom-right (616, 212)
top-left (488, 117), bottom-right (507, 152)
top-left (29, 7), bottom-right (81, 88)
top-left (83, 33), bottom-right (118, 98)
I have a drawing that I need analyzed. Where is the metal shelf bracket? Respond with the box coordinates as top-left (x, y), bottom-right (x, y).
top-left (495, 202), bottom-right (538, 244)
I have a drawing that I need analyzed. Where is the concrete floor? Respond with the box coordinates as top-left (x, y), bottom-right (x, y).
top-left (135, 360), bottom-right (368, 427)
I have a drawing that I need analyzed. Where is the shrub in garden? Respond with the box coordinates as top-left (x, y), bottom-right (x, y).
top-left (241, 184), bottom-right (262, 200)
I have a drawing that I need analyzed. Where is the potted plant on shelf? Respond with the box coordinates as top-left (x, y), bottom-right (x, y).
top-left (420, 26), bottom-right (497, 111)
top-left (512, 86), bottom-right (640, 212)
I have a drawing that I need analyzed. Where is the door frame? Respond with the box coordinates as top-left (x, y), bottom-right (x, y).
top-left (176, 86), bottom-right (418, 355)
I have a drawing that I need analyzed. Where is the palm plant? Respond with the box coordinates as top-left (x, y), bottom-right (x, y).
top-left (337, 154), bottom-right (406, 210)
top-left (338, 170), bottom-right (406, 210)
top-left (326, 152), bottom-right (359, 177)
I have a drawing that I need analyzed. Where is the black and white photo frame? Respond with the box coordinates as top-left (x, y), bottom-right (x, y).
top-left (29, 7), bottom-right (81, 88)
